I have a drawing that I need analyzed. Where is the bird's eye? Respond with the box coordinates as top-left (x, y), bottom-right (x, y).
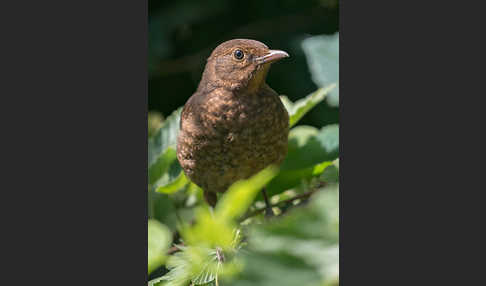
top-left (233, 49), bottom-right (244, 60)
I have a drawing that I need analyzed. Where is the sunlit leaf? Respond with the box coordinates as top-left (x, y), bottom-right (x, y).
top-left (191, 248), bottom-right (220, 285)
top-left (281, 84), bottom-right (336, 127)
top-left (156, 162), bottom-right (189, 194)
top-left (182, 207), bottom-right (235, 250)
top-left (301, 33), bottom-right (339, 107)
top-left (152, 244), bottom-right (234, 286)
top-left (148, 276), bottom-right (166, 286)
top-left (154, 248), bottom-right (192, 286)
top-left (155, 171), bottom-right (189, 194)
top-left (148, 220), bottom-right (172, 275)
top-left (216, 166), bottom-right (279, 220)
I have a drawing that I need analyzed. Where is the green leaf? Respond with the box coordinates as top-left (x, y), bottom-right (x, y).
top-left (283, 125), bottom-right (339, 170)
top-left (191, 248), bottom-right (220, 285)
top-left (216, 166), bottom-right (279, 220)
top-left (148, 276), bottom-right (166, 286)
top-left (155, 161), bottom-right (189, 194)
top-left (320, 159), bottom-right (340, 183)
top-left (149, 147), bottom-right (177, 185)
top-left (281, 84), bottom-right (336, 128)
top-left (148, 107), bottom-right (190, 193)
top-left (266, 161), bottom-right (333, 196)
top-left (153, 249), bottom-right (191, 286)
top-left (153, 245), bottom-right (227, 286)
top-left (148, 220), bottom-right (172, 275)
top-left (148, 108), bottom-right (182, 181)
top-left (183, 208), bottom-right (235, 250)
top-left (183, 167), bottom-right (278, 250)
top-left (149, 190), bottom-right (179, 230)
top-left (301, 33), bottom-right (339, 107)
top-left (156, 171), bottom-right (189, 194)
top-left (265, 125), bottom-right (338, 195)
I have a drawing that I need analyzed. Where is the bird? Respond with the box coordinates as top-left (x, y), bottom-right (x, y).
top-left (176, 39), bottom-right (289, 210)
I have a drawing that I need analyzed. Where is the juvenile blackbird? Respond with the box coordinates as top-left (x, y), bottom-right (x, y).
top-left (176, 39), bottom-right (289, 207)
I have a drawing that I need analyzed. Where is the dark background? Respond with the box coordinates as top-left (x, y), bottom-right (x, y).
top-left (148, 0), bottom-right (339, 127)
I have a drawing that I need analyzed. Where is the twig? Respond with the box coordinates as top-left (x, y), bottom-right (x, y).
top-left (262, 188), bottom-right (275, 218)
top-left (240, 189), bottom-right (317, 221)
top-left (167, 246), bottom-right (181, 255)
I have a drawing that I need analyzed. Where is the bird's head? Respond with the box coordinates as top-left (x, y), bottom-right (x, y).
top-left (200, 39), bottom-right (289, 93)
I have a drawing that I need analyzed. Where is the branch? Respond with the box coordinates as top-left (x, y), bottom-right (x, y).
top-left (167, 245), bottom-right (180, 255)
top-left (239, 189), bottom-right (317, 222)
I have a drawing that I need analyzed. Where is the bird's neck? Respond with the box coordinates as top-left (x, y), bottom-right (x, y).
top-left (197, 61), bottom-right (271, 95)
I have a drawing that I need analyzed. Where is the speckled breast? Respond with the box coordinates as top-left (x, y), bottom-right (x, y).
top-left (176, 84), bottom-right (289, 193)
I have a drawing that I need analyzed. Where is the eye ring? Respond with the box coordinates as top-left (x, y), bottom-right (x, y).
top-left (233, 49), bottom-right (244, 60)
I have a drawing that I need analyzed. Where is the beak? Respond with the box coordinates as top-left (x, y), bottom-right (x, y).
top-left (255, 49), bottom-right (290, 65)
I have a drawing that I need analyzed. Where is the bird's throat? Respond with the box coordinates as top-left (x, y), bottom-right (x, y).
top-left (245, 64), bottom-right (270, 94)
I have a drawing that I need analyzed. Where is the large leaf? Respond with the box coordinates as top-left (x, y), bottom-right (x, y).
top-left (148, 107), bottom-right (190, 193)
top-left (154, 158), bottom-right (189, 194)
top-left (149, 147), bottom-right (177, 185)
top-left (281, 83), bottom-right (336, 128)
top-left (149, 188), bottom-right (179, 231)
top-left (156, 170), bottom-right (189, 194)
top-left (265, 125), bottom-right (339, 195)
top-left (148, 107), bottom-right (181, 169)
top-left (282, 124), bottom-right (339, 170)
top-left (216, 166), bottom-right (279, 221)
top-left (148, 108), bottom-right (182, 184)
top-left (148, 220), bottom-right (172, 275)
top-left (321, 158), bottom-right (339, 184)
top-left (301, 33), bottom-right (339, 107)
top-left (265, 161), bottom-right (333, 196)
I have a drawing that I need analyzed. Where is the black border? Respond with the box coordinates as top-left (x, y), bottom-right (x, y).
top-left (2, 0), bottom-right (148, 284)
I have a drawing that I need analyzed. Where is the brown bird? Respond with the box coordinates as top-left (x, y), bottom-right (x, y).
top-left (176, 39), bottom-right (289, 210)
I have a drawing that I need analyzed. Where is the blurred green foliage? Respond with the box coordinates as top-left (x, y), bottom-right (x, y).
top-left (227, 184), bottom-right (339, 286)
top-left (148, 219), bottom-right (172, 274)
top-left (148, 85), bottom-right (339, 285)
top-left (148, 0), bottom-right (339, 284)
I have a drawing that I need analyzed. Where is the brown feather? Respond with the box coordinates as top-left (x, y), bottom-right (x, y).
top-left (177, 39), bottom-right (289, 200)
